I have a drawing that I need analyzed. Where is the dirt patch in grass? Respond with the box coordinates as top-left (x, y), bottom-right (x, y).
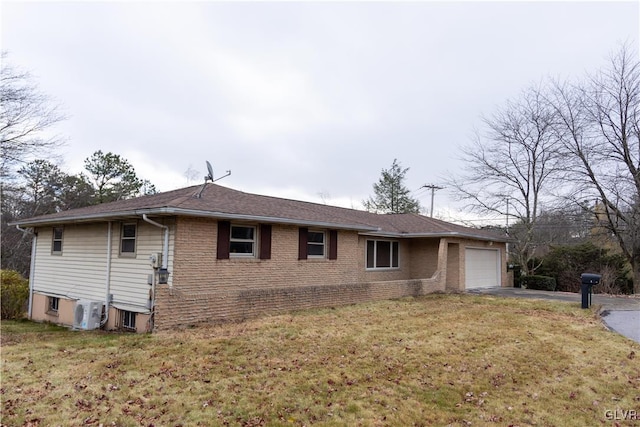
top-left (2, 294), bottom-right (639, 426)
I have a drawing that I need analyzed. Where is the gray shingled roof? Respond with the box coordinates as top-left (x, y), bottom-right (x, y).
top-left (12, 183), bottom-right (509, 242)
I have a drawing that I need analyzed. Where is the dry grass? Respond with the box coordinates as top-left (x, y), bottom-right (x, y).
top-left (2, 294), bottom-right (639, 426)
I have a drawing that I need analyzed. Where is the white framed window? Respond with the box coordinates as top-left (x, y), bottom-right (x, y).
top-left (48, 297), bottom-right (60, 313)
top-left (52, 227), bottom-right (63, 254)
top-left (121, 310), bottom-right (136, 330)
top-left (307, 230), bottom-right (326, 258)
top-left (366, 240), bottom-right (399, 269)
top-left (230, 225), bottom-right (256, 257)
top-left (120, 223), bottom-right (137, 255)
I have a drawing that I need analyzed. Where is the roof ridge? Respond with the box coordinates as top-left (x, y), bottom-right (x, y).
top-left (216, 184), bottom-right (369, 214)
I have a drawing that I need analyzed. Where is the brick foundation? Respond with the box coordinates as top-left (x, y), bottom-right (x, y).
top-left (153, 277), bottom-right (444, 330)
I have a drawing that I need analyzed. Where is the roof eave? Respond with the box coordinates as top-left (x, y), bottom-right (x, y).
top-left (359, 230), bottom-right (512, 242)
top-left (10, 207), bottom-right (379, 232)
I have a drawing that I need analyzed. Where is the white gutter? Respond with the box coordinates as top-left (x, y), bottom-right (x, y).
top-left (101, 222), bottom-right (113, 327)
top-left (11, 207), bottom-right (379, 233)
top-left (358, 230), bottom-right (513, 243)
top-left (142, 214), bottom-right (169, 271)
top-left (15, 225), bottom-right (38, 319)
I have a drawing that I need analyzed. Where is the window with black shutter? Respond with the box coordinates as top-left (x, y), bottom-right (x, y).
top-left (328, 230), bottom-right (338, 260)
top-left (260, 224), bottom-right (272, 260)
top-left (298, 227), bottom-right (308, 260)
top-left (217, 221), bottom-right (231, 259)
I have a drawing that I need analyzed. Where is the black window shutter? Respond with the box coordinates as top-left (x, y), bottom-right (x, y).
top-left (298, 227), bottom-right (308, 260)
top-left (217, 221), bottom-right (230, 259)
top-left (260, 224), bottom-right (272, 260)
top-left (328, 229), bottom-right (338, 260)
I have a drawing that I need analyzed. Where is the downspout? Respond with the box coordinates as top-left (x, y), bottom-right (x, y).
top-left (101, 221), bottom-right (113, 327)
top-left (142, 214), bottom-right (169, 273)
top-left (15, 225), bottom-right (36, 319)
top-left (142, 214), bottom-right (169, 332)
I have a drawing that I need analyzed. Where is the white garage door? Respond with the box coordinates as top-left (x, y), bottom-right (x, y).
top-left (465, 248), bottom-right (500, 289)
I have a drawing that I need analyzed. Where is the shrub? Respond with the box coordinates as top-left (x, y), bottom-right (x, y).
top-left (1, 270), bottom-right (29, 320)
top-left (521, 275), bottom-right (557, 291)
top-left (535, 243), bottom-right (632, 294)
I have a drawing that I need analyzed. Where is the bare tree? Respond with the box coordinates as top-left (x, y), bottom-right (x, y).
top-left (447, 85), bottom-right (564, 273)
top-left (548, 44), bottom-right (640, 293)
top-left (183, 164), bottom-right (200, 184)
top-left (0, 52), bottom-right (66, 179)
top-left (1, 54), bottom-right (66, 276)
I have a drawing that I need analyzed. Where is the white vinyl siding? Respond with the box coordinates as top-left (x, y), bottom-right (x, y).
top-left (34, 225), bottom-right (110, 301)
top-left (109, 223), bottom-right (162, 311)
top-left (32, 221), bottom-right (174, 313)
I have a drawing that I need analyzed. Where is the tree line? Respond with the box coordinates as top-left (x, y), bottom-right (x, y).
top-left (3, 44), bottom-right (639, 293)
top-left (1, 53), bottom-right (155, 276)
top-left (445, 43), bottom-right (640, 293)
top-left (2, 152), bottom-right (157, 276)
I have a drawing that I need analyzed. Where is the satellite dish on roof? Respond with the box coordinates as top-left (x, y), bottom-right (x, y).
top-left (205, 160), bottom-right (214, 182)
top-left (194, 160), bottom-right (232, 198)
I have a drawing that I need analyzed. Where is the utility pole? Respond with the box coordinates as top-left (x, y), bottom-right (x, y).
top-left (505, 197), bottom-right (510, 232)
top-left (421, 184), bottom-right (443, 217)
top-left (505, 197), bottom-right (510, 263)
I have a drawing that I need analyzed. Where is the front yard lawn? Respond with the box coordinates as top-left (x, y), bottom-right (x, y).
top-left (2, 294), bottom-right (639, 426)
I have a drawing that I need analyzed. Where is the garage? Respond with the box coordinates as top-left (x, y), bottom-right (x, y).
top-left (465, 248), bottom-right (501, 289)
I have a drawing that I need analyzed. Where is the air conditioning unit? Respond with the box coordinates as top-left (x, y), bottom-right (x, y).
top-left (73, 300), bottom-right (103, 330)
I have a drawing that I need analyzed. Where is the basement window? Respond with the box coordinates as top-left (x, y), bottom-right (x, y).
top-left (47, 297), bottom-right (60, 314)
top-left (121, 310), bottom-right (136, 331)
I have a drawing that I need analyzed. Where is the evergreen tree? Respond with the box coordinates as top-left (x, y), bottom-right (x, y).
top-left (84, 150), bottom-right (148, 203)
top-left (364, 159), bottom-right (421, 214)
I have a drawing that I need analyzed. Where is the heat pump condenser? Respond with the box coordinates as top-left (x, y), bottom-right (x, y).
top-left (73, 300), bottom-right (103, 330)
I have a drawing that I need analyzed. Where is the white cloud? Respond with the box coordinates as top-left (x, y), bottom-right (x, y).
top-left (2, 1), bottom-right (638, 223)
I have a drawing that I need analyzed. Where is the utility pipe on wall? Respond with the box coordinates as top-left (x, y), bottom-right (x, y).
top-left (101, 221), bottom-right (113, 327)
top-left (142, 215), bottom-right (170, 328)
top-left (16, 225), bottom-right (37, 319)
top-left (142, 214), bottom-right (169, 273)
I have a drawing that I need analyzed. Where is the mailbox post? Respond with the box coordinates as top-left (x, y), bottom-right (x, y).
top-left (580, 273), bottom-right (601, 309)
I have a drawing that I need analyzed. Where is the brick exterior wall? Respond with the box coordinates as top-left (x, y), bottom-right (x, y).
top-left (408, 239), bottom-right (440, 279)
top-left (446, 242), bottom-right (462, 292)
top-left (153, 218), bottom-right (455, 330)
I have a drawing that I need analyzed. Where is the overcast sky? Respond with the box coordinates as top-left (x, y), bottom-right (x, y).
top-left (2, 1), bottom-right (639, 222)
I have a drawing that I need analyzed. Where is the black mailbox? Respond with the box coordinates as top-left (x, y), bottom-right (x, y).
top-left (580, 273), bottom-right (601, 309)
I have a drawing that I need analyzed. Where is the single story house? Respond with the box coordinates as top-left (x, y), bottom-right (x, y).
top-left (11, 183), bottom-right (510, 332)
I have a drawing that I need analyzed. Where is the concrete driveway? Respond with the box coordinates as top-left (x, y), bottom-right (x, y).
top-left (467, 287), bottom-right (640, 343)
